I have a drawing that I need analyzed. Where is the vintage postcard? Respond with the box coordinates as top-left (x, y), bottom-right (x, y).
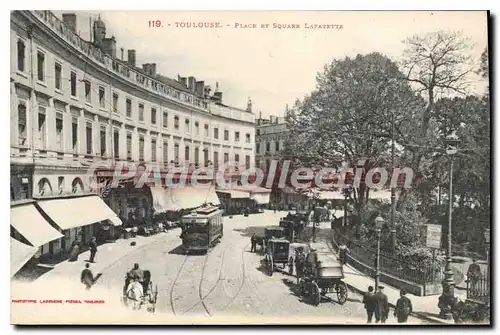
top-left (10, 10), bottom-right (490, 325)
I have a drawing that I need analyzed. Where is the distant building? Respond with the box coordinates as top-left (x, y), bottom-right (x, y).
top-left (10, 10), bottom-right (255, 264)
top-left (255, 109), bottom-right (289, 171)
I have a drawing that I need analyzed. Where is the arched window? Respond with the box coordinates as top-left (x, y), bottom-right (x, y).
top-left (37, 178), bottom-right (52, 196)
top-left (71, 178), bottom-right (84, 194)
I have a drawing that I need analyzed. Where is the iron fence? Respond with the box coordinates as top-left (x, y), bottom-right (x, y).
top-left (466, 271), bottom-right (490, 302)
top-left (333, 228), bottom-right (443, 285)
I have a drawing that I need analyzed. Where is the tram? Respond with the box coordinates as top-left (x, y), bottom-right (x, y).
top-left (180, 205), bottom-right (224, 253)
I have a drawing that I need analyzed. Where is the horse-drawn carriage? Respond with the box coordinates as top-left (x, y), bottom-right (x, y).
top-left (299, 250), bottom-right (348, 306)
top-left (264, 238), bottom-right (291, 276)
top-left (122, 269), bottom-right (159, 312)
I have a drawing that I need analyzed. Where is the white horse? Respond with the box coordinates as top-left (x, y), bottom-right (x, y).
top-left (126, 281), bottom-right (144, 310)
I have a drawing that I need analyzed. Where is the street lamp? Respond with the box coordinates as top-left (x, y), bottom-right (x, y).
top-left (438, 131), bottom-right (460, 320)
top-left (484, 228), bottom-right (490, 291)
top-left (374, 215), bottom-right (384, 292)
top-left (390, 110), bottom-right (397, 254)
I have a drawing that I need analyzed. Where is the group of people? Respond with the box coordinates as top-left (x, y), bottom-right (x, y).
top-left (363, 286), bottom-right (413, 323)
top-left (70, 236), bottom-right (98, 263)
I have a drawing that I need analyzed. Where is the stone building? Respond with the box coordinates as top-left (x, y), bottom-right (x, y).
top-left (10, 10), bottom-right (255, 263)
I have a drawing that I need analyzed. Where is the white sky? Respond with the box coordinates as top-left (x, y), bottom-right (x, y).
top-left (53, 11), bottom-right (489, 118)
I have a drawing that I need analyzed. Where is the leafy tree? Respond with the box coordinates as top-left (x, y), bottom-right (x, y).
top-left (285, 52), bottom-right (422, 213)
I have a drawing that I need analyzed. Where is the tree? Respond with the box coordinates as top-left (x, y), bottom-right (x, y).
top-left (478, 47), bottom-right (489, 79)
top-left (285, 52), bottom-right (422, 213)
top-left (398, 31), bottom-right (476, 209)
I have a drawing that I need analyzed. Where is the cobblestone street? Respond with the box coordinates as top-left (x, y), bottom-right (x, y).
top-left (89, 211), bottom-right (429, 323)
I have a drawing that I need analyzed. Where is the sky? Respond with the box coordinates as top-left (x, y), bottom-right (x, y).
top-left (53, 10), bottom-right (489, 118)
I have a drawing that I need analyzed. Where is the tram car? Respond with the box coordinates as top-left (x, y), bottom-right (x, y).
top-left (180, 205), bottom-right (224, 254)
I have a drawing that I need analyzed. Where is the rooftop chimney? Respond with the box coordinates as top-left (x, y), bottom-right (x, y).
top-left (127, 49), bottom-right (136, 67)
top-left (246, 97), bottom-right (253, 113)
top-left (102, 36), bottom-right (116, 58)
top-left (62, 13), bottom-right (77, 32)
top-left (120, 48), bottom-right (124, 61)
top-left (213, 92), bottom-right (222, 103)
top-left (188, 76), bottom-right (196, 92)
top-left (180, 77), bottom-right (187, 88)
top-left (195, 81), bottom-right (205, 97)
top-left (150, 63), bottom-right (157, 76)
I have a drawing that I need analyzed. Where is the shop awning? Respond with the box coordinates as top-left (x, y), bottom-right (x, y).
top-left (251, 192), bottom-right (270, 204)
top-left (233, 186), bottom-right (272, 194)
top-left (171, 185), bottom-right (220, 209)
top-left (11, 237), bottom-right (38, 277)
top-left (37, 196), bottom-right (122, 230)
top-left (151, 186), bottom-right (182, 213)
top-left (216, 189), bottom-right (250, 199)
top-left (10, 204), bottom-right (64, 247)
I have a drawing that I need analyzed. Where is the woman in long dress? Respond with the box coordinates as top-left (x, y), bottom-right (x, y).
top-left (69, 240), bottom-right (80, 262)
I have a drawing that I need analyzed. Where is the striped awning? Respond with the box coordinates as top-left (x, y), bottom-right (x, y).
top-left (11, 238), bottom-right (38, 277)
top-left (37, 196), bottom-right (122, 230)
top-left (10, 204), bottom-right (63, 247)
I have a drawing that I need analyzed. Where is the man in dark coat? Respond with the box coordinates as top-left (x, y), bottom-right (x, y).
top-left (363, 285), bottom-right (376, 323)
top-left (250, 234), bottom-right (257, 253)
top-left (295, 247), bottom-right (306, 284)
top-left (89, 236), bottom-right (97, 263)
top-left (80, 263), bottom-right (95, 290)
top-left (374, 286), bottom-right (389, 323)
top-left (394, 289), bottom-right (413, 323)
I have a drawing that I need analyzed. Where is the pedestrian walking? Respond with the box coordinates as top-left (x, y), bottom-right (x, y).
top-left (69, 240), bottom-right (80, 262)
top-left (295, 247), bottom-right (306, 284)
top-left (374, 286), bottom-right (389, 323)
top-left (394, 289), bottom-right (413, 323)
top-left (363, 285), bottom-right (376, 323)
top-left (250, 233), bottom-right (257, 253)
top-left (88, 236), bottom-right (97, 263)
top-left (338, 243), bottom-right (350, 265)
top-left (80, 263), bottom-right (95, 290)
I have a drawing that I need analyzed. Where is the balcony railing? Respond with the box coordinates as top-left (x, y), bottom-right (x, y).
top-left (29, 10), bottom-right (255, 124)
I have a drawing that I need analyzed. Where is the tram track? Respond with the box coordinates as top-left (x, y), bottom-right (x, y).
top-left (219, 241), bottom-right (250, 312)
top-left (180, 238), bottom-right (238, 315)
top-left (167, 253), bottom-right (210, 316)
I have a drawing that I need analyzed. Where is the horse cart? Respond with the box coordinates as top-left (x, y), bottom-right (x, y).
top-left (264, 238), bottom-right (292, 276)
top-left (122, 270), bottom-right (159, 313)
top-left (262, 226), bottom-right (286, 253)
top-left (299, 251), bottom-right (348, 306)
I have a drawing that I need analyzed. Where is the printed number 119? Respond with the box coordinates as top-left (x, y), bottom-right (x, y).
top-left (149, 20), bottom-right (162, 27)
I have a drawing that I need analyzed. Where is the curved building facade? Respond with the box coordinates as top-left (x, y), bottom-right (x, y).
top-left (10, 10), bottom-right (255, 258)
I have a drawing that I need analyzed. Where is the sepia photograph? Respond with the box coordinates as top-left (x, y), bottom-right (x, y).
top-left (9, 9), bottom-right (490, 325)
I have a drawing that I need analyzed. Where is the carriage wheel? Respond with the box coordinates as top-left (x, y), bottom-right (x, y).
top-left (288, 257), bottom-right (294, 276)
top-left (336, 282), bottom-right (348, 305)
top-left (310, 281), bottom-right (320, 306)
top-left (269, 255), bottom-right (274, 276)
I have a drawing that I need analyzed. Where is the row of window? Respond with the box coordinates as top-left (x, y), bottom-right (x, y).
top-left (17, 102), bottom-right (251, 168)
top-left (16, 39), bottom-right (253, 143)
top-left (256, 141), bottom-right (281, 154)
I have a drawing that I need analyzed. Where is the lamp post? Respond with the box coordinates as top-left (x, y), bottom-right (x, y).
top-left (484, 228), bottom-right (490, 293)
top-left (438, 131), bottom-right (460, 320)
top-left (390, 110), bottom-right (397, 253)
top-left (374, 215), bottom-right (384, 292)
